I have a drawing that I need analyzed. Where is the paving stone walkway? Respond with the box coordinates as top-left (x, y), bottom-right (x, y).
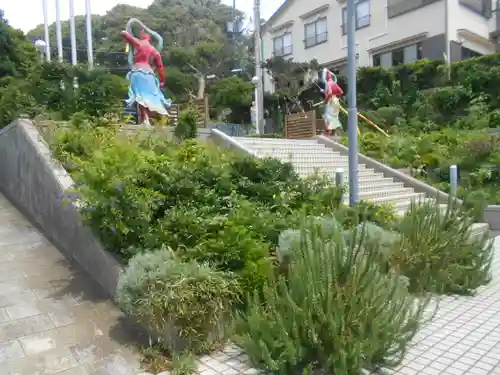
top-left (0, 194), bottom-right (145, 375)
top-left (385, 235), bottom-right (500, 375)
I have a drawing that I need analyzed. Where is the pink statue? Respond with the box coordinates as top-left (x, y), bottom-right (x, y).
top-left (321, 68), bottom-right (343, 137)
top-left (122, 19), bottom-right (171, 126)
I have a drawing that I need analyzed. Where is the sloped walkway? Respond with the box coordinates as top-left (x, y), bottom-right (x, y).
top-left (0, 194), bottom-right (144, 375)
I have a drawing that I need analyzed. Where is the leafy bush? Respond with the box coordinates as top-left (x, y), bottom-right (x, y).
top-left (117, 248), bottom-right (238, 353)
top-left (0, 80), bottom-right (42, 128)
top-left (58, 130), bottom-right (348, 297)
top-left (391, 201), bottom-right (493, 294)
top-left (234, 217), bottom-right (428, 374)
top-left (175, 108), bottom-right (198, 141)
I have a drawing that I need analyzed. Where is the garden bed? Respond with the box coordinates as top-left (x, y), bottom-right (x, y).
top-left (20, 117), bottom-right (495, 374)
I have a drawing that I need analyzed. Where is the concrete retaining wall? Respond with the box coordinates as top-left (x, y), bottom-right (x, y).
top-left (35, 121), bottom-right (212, 142)
top-left (0, 120), bottom-right (121, 298)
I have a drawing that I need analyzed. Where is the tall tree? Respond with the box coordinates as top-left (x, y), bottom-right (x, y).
top-left (26, 0), bottom-right (250, 83)
top-left (0, 10), bottom-right (39, 80)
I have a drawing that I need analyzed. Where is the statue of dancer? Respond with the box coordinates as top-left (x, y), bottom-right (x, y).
top-left (122, 18), bottom-right (172, 126)
top-left (321, 68), bottom-right (343, 137)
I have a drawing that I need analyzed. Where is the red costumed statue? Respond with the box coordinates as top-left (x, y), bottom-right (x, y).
top-left (321, 68), bottom-right (343, 136)
top-left (122, 18), bottom-right (172, 126)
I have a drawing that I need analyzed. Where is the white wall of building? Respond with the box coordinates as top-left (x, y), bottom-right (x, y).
top-left (262, 0), bottom-right (497, 93)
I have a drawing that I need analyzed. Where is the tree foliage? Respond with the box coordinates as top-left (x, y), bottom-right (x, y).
top-left (0, 10), bottom-right (39, 80)
top-left (26, 0), bottom-right (252, 88)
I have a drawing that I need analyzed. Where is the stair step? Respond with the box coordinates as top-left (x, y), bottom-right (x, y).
top-left (351, 181), bottom-right (403, 191)
top-left (358, 187), bottom-right (414, 200)
top-left (369, 192), bottom-right (426, 206)
top-left (283, 161), bottom-right (367, 170)
top-left (258, 153), bottom-right (346, 161)
top-left (234, 137), bottom-right (318, 145)
top-left (249, 146), bottom-right (328, 152)
top-left (297, 171), bottom-right (388, 183)
top-left (294, 166), bottom-right (380, 177)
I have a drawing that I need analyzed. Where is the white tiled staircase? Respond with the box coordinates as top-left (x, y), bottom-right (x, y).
top-left (231, 136), bottom-right (489, 238)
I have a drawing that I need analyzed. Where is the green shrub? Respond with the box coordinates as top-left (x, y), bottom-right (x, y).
top-left (117, 248), bottom-right (238, 353)
top-left (175, 108), bottom-right (198, 140)
top-left (429, 85), bottom-right (473, 123)
top-left (0, 80), bottom-right (42, 128)
top-left (368, 106), bottom-right (405, 129)
top-left (337, 200), bottom-right (398, 230)
top-left (234, 217), bottom-right (428, 374)
top-left (76, 73), bottom-right (128, 118)
top-left (392, 200), bottom-right (493, 294)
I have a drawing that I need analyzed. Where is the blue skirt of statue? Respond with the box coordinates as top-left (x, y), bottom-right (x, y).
top-left (125, 67), bottom-right (172, 115)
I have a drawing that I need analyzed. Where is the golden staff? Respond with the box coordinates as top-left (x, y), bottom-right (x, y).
top-left (313, 101), bottom-right (390, 138)
top-left (313, 101), bottom-right (360, 135)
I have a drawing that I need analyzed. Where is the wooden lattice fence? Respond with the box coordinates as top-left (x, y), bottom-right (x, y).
top-left (284, 111), bottom-right (317, 139)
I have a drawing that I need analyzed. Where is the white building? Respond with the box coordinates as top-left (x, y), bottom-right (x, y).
top-left (261, 0), bottom-right (500, 92)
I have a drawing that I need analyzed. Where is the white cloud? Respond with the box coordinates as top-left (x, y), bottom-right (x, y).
top-left (2, 0), bottom-right (284, 33)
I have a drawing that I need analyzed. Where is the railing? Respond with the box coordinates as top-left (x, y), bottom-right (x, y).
top-left (210, 123), bottom-right (252, 137)
top-left (387, 0), bottom-right (440, 18)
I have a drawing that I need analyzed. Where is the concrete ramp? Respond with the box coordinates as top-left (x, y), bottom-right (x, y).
top-left (0, 121), bottom-right (145, 374)
top-left (0, 194), bottom-right (143, 374)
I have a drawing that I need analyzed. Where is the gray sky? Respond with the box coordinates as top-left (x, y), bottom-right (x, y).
top-left (3, 0), bottom-right (283, 33)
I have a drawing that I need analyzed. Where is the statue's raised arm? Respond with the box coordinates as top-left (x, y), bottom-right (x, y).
top-left (123, 18), bottom-right (171, 126)
top-left (121, 30), bottom-right (140, 49)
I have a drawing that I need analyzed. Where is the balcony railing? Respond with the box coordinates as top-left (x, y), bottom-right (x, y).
top-left (387, 0), bottom-right (440, 18)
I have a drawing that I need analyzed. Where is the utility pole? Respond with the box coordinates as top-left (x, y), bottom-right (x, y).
top-left (42, 0), bottom-right (51, 61)
top-left (253, 0), bottom-right (264, 134)
top-left (69, 0), bottom-right (77, 65)
top-left (85, 0), bottom-right (94, 69)
top-left (346, 0), bottom-right (359, 205)
top-left (232, 0), bottom-right (236, 37)
top-left (444, 0), bottom-right (451, 79)
top-left (55, 0), bottom-right (63, 61)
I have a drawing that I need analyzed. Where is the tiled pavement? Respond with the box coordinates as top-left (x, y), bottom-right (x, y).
top-left (2, 190), bottom-right (500, 375)
top-left (0, 194), bottom-right (146, 374)
top-left (385, 235), bottom-right (500, 375)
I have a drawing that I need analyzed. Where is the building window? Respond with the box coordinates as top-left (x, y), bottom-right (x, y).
top-left (304, 17), bottom-right (328, 48)
top-left (342, 0), bottom-right (371, 35)
top-left (388, 0), bottom-right (440, 18)
top-left (373, 42), bottom-right (423, 67)
top-left (459, 0), bottom-right (492, 17)
top-left (273, 33), bottom-right (293, 57)
top-left (461, 46), bottom-right (482, 60)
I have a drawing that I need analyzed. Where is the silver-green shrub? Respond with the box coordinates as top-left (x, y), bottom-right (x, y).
top-left (394, 200), bottom-right (493, 294)
top-left (234, 217), bottom-right (428, 375)
top-left (117, 247), bottom-right (238, 353)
